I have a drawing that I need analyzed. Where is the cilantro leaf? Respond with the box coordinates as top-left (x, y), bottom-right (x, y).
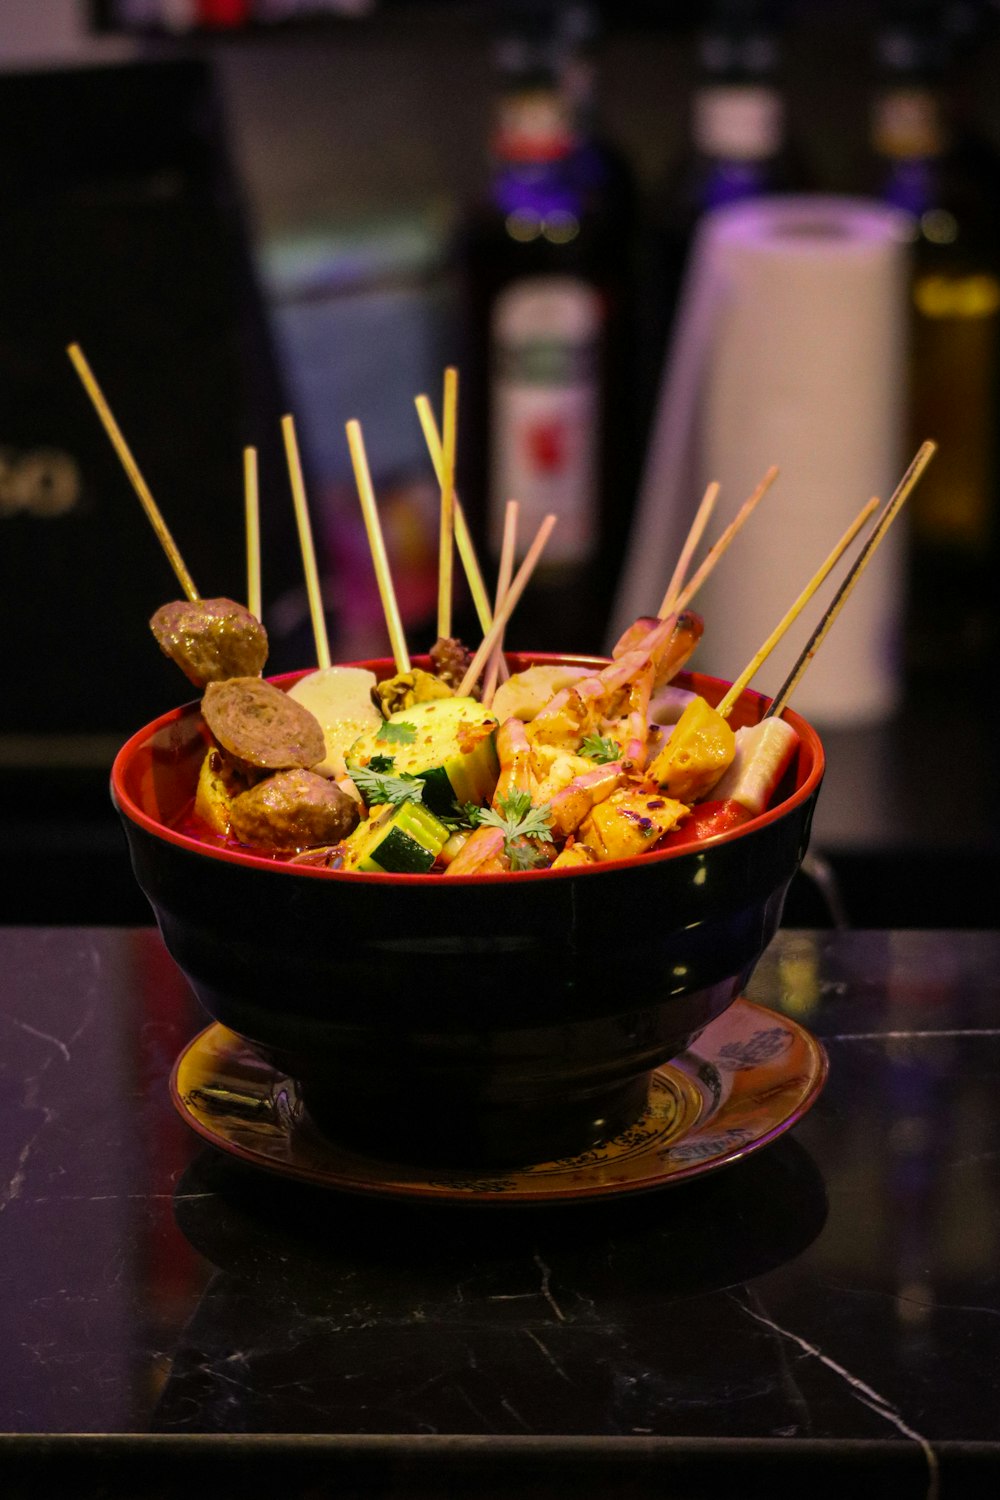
top-left (375, 720), bottom-right (417, 745)
top-left (479, 791), bottom-right (554, 866)
top-left (437, 800), bottom-right (486, 833)
top-left (368, 754), bottom-right (396, 773)
top-left (580, 733), bottom-right (621, 764)
top-left (347, 760), bottom-right (425, 808)
top-left (506, 838), bottom-right (550, 872)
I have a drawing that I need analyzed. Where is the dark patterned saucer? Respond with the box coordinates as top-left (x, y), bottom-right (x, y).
top-left (170, 998), bottom-right (827, 1205)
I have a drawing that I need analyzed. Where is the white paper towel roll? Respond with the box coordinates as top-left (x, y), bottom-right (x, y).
top-left (612, 196), bottom-right (912, 726)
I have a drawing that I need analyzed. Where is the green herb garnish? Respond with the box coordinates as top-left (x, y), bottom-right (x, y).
top-left (437, 800), bottom-right (486, 833)
top-left (348, 761), bottom-right (425, 808)
top-left (368, 754), bottom-right (396, 772)
top-left (479, 790), bottom-right (554, 869)
top-left (375, 720), bottom-right (417, 745)
top-left (580, 733), bottom-right (621, 764)
top-left (505, 839), bottom-right (550, 872)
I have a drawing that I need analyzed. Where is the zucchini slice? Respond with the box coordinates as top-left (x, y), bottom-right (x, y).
top-left (350, 697), bottom-right (499, 815)
top-left (344, 801), bottom-right (451, 874)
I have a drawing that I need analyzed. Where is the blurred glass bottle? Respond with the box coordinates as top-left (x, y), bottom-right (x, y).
top-left (867, 0), bottom-right (1000, 684)
top-left (458, 1), bottom-right (635, 654)
top-left (638, 0), bottom-right (797, 445)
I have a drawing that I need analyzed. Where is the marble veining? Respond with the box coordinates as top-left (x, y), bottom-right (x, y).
top-left (0, 927), bottom-right (998, 1491)
top-left (731, 1289), bottom-right (940, 1499)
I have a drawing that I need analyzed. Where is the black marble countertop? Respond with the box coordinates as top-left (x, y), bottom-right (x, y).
top-left (2, 927), bottom-right (999, 1499)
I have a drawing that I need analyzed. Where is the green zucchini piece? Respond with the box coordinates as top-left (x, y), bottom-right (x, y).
top-left (350, 697), bottom-right (499, 815)
top-left (345, 801), bottom-right (451, 874)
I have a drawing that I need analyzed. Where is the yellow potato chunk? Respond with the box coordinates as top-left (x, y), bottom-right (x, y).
top-left (193, 749), bottom-right (249, 836)
top-left (551, 842), bottom-right (599, 870)
top-left (647, 696), bottom-right (736, 803)
top-left (578, 788), bottom-right (688, 862)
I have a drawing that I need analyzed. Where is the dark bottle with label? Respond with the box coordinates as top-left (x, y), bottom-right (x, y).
top-left (637, 0), bottom-right (797, 448)
top-left (867, 1), bottom-right (1000, 685)
top-left (457, 2), bottom-right (635, 655)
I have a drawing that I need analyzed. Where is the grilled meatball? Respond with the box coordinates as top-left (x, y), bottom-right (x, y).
top-left (202, 677), bottom-right (326, 771)
top-left (228, 769), bottom-right (360, 852)
top-left (150, 597), bottom-right (268, 686)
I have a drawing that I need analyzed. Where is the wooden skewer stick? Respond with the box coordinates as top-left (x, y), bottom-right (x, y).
top-left (345, 419), bottom-right (411, 675)
top-left (483, 499), bottom-right (519, 709)
top-left (437, 367), bottom-right (459, 641)
top-left (658, 481), bottom-right (720, 618)
top-left (415, 392), bottom-right (509, 684)
top-left (457, 515), bottom-right (557, 699)
top-left (414, 394), bottom-right (497, 640)
top-left (716, 496), bottom-right (879, 719)
top-left (67, 341), bottom-right (199, 601)
top-left (667, 465), bottom-right (779, 620)
top-left (244, 446), bottom-right (262, 622)
top-left (281, 415), bottom-right (330, 670)
top-left (765, 440), bottom-right (938, 720)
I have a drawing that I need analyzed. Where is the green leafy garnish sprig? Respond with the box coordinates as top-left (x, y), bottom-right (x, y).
top-left (580, 733), bottom-right (622, 765)
top-left (375, 720), bottom-right (417, 746)
top-left (479, 791), bottom-right (554, 871)
top-left (437, 801), bottom-right (486, 833)
top-left (348, 759), bottom-right (425, 809)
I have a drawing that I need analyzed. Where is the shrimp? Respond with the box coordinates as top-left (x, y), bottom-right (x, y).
top-left (528, 612), bottom-right (704, 751)
top-left (443, 719), bottom-right (537, 876)
top-left (620, 661), bottom-right (656, 771)
top-left (444, 743), bottom-right (624, 876)
top-left (545, 761), bottom-right (626, 838)
top-left (611, 614), bottom-right (659, 659)
top-left (442, 824), bottom-right (507, 876)
top-left (492, 717), bottom-right (534, 804)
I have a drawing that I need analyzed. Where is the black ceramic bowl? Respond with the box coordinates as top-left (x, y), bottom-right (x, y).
top-left (112, 655), bottom-right (824, 1167)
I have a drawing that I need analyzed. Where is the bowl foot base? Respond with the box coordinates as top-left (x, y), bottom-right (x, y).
top-left (300, 1072), bottom-right (654, 1169)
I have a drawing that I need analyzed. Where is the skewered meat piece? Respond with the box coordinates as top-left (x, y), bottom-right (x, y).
top-left (150, 597), bottom-right (268, 686)
top-left (429, 636), bottom-right (478, 694)
top-left (202, 677), bottom-right (326, 771)
top-left (228, 769), bottom-right (360, 852)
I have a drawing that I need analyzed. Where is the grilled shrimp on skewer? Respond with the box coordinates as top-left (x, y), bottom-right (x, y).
top-left (528, 611), bottom-right (704, 750)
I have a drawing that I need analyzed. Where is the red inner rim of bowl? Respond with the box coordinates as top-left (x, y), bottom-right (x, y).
top-left (111, 655), bottom-right (825, 885)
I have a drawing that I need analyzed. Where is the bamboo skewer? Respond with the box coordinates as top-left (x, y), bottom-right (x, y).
top-left (414, 393), bottom-right (497, 641)
top-left (437, 367), bottom-right (459, 641)
top-left (666, 465), bottom-right (779, 620)
top-left (345, 419), bottom-right (411, 675)
top-left (766, 440), bottom-right (938, 720)
top-left (482, 500), bottom-right (519, 709)
top-left (659, 481), bottom-right (720, 618)
top-left (67, 342), bottom-right (199, 601)
top-left (716, 496), bottom-right (879, 719)
top-left (457, 515), bottom-right (557, 699)
top-left (415, 390), bottom-right (509, 684)
top-left (281, 414), bottom-right (331, 670)
top-left (243, 446), bottom-right (262, 622)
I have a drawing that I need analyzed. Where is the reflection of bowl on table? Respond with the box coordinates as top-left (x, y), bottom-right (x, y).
top-left (111, 655), bottom-right (824, 1169)
top-left (155, 1139), bottom-right (828, 1434)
